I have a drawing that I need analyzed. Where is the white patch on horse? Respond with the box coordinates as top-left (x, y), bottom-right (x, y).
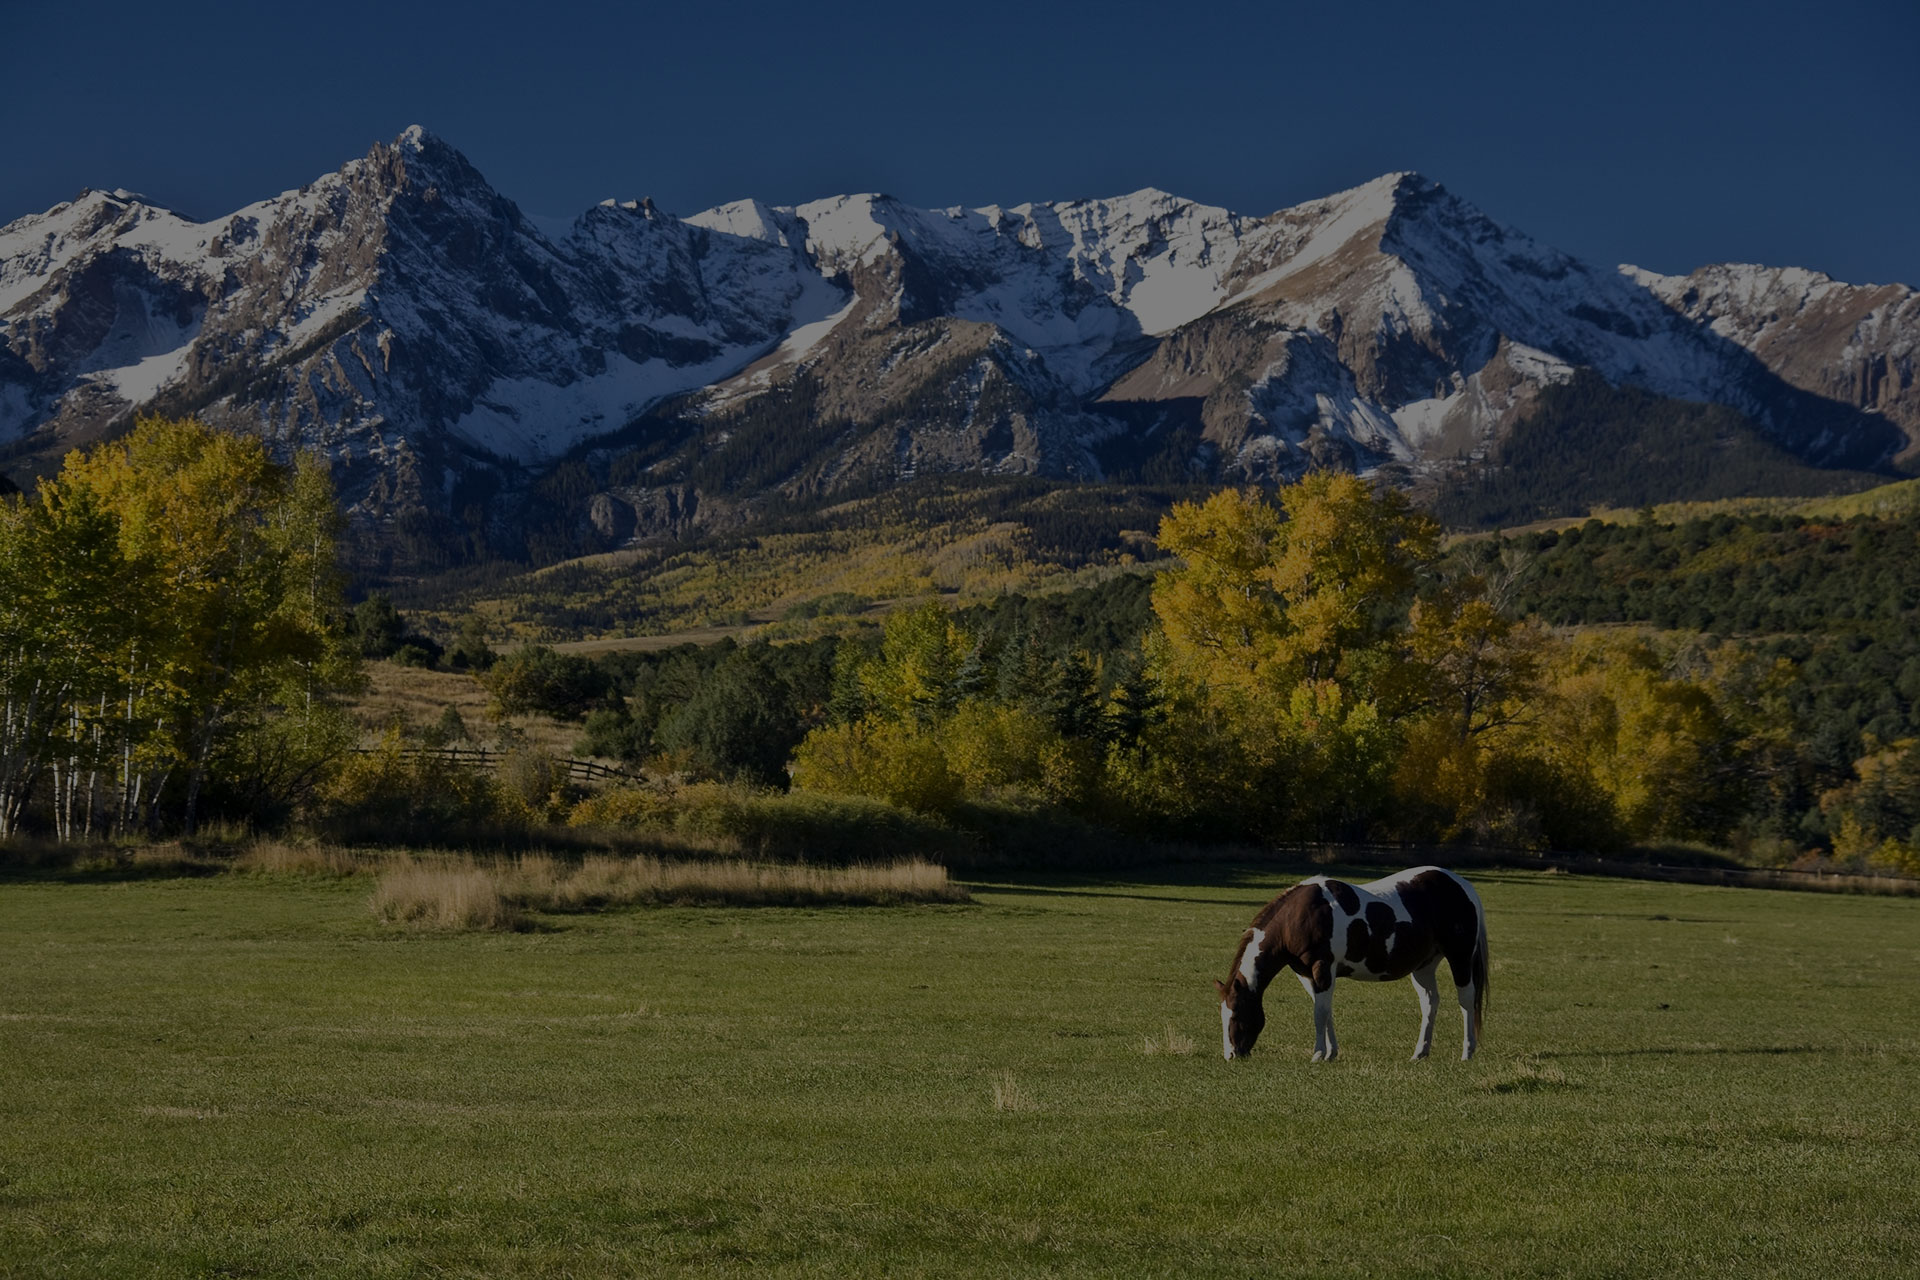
top-left (1220, 1000), bottom-right (1234, 1060)
top-left (1237, 928), bottom-right (1265, 986)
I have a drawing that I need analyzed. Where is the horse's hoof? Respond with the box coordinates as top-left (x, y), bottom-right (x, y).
top-left (1310, 1050), bottom-right (1325, 1063)
top-left (1411, 1050), bottom-right (1429, 1061)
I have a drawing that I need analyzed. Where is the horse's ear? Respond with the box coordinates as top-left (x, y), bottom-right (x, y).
top-left (1212, 978), bottom-right (1229, 999)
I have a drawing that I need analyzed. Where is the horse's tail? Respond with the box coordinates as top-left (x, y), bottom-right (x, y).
top-left (1471, 895), bottom-right (1489, 1037)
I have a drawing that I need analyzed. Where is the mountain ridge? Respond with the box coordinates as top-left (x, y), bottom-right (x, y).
top-left (1, 127), bottom-right (1913, 565)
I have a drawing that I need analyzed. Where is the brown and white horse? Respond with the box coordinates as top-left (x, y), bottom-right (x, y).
top-left (1215, 867), bottom-right (1488, 1062)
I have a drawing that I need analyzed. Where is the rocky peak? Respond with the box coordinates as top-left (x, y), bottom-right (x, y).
top-left (0, 130), bottom-right (1912, 568)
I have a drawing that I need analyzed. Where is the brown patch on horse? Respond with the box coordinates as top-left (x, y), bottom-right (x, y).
top-left (1394, 869), bottom-right (1482, 986)
top-left (1249, 883), bottom-right (1334, 983)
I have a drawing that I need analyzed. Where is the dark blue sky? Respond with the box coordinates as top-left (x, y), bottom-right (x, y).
top-left (8, 0), bottom-right (1916, 286)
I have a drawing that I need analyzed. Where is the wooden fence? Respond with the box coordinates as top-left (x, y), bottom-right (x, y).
top-left (353, 745), bottom-right (646, 789)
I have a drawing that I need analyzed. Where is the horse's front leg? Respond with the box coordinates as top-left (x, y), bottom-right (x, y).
top-left (1409, 962), bottom-right (1440, 1060)
top-left (1298, 968), bottom-right (1337, 1061)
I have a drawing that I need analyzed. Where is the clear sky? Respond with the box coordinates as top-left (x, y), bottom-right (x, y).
top-left (6, 0), bottom-right (1916, 286)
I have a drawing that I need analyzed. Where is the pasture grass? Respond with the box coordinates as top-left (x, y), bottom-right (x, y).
top-left (1, 862), bottom-right (1915, 1276)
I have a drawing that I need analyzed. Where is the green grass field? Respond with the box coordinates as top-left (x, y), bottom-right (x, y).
top-left (2, 863), bottom-right (1915, 1276)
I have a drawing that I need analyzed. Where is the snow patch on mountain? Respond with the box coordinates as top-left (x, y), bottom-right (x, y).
top-left (452, 343), bottom-right (769, 459)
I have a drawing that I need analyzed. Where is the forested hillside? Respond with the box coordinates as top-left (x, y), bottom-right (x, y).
top-left (471, 481), bottom-right (1920, 874)
top-left (1432, 371), bottom-right (1886, 529)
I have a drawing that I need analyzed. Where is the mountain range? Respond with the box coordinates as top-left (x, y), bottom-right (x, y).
top-left (2, 126), bottom-right (1914, 566)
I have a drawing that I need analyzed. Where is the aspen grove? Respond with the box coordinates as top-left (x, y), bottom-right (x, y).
top-left (0, 417), bottom-right (357, 837)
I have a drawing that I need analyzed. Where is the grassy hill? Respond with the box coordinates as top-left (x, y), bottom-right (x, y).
top-left (397, 479), bottom-right (1184, 644)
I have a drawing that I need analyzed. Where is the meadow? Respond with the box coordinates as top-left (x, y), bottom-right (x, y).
top-left (1, 861), bottom-right (1915, 1277)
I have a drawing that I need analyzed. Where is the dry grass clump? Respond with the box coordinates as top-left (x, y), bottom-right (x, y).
top-left (370, 859), bottom-right (523, 931)
top-left (990, 1070), bottom-right (1038, 1112)
top-left (233, 841), bottom-right (365, 877)
top-left (1140, 1024), bottom-right (1195, 1056)
top-left (366, 852), bottom-right (965, 930)
top-left (506, 853), bottom-right (967, 909)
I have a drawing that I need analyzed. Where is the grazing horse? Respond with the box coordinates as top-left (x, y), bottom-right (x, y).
top-left (1215, 867), bottom-right (1487, 1062)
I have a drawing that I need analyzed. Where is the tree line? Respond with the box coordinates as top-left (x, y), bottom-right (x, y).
top-left (8, 416), bottom-right (1917, 875)
top-left (0, 418), bottom-right (357, 837)
top-left (508, 475), bottom-right (1920, 873)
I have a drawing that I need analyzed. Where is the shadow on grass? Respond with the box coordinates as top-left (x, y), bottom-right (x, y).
top-left (961, 857), bottom-right (1502, 907)
top-left (0, 843), bottom-right (228, 884)
top-left (1538, 1044), bottom-right (1824, 1059)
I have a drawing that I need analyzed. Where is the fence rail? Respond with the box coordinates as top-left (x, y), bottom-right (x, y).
top-left (353, 745), bottom-right (646, 789)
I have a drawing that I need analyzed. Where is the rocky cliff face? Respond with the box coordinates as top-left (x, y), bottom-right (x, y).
top-left (1, 128), bottom-right (1911, 563)
top-left (1630, 263), bottom-right (1920, 465)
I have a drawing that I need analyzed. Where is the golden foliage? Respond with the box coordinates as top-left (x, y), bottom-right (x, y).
top-left (790, 720), bottom-right (960, 813)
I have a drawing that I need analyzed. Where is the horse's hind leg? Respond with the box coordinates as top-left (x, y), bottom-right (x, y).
top-left (1409, 961), bottom-right (1441, 1060)
top-left (1448, 959), bottom-right (1480, 1060)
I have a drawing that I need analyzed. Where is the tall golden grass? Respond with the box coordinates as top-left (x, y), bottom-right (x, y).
top-left (369, 858), bottom-right (524, 931)
top-left (503, 853), bottom-right (966, 909)
top-left (233, 841), bottom-right (364, 876)
top-left (363, 851), bottom-right (966, 929)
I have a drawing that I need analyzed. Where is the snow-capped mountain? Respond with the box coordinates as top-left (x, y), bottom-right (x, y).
top-left (0, 127), bottom-right (1912, 562)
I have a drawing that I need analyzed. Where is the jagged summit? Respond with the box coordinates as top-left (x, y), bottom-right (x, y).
top-left (1, 127), bottom-right (1913, 567)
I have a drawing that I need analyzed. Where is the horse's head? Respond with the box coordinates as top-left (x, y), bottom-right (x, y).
top-left (1214, 976), bottom-right (1265, 1060)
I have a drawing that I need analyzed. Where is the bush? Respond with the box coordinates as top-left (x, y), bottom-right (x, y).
top-left (314, 729), bottom-right (527, 843)
top-left (482, 646), bottom-right (612, 720)
top-left (392, 642), bottom-right (440, 668)
top-left (566, 781), bottom-right (975, 864)
top-left (790, 720), bottom-right (960, 813)
top-left (496, 746), bottom-right (564, 816)
top-left (575, 705), bottom-right (649, 763)
top-left (942, 703), bottom-right (1053, 795)
top-left (655, 647), bottom-right (803, 786)
top-left (566, 786), bottom-right (676, 830)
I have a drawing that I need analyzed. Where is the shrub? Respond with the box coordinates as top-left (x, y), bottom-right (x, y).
top-left (675, 786), bottom-right (973, 863)
top-left (942, 703), bottom-right (1053, 795)
top-left (314, 728), bottom-right (525, 843)
top-left (791, 720), bottom-right (960, 813)
top-left (566, 786), bottom-right (676, 830)
top-left (482, 646), bottom-right (612, 720)
top-left (496, 746), bottom-right (563, 816)
top-left (575, 705), bottom-right (649, 763)
top-left (655, 647), bottom-right (802, 786)
top-left (565, 782), bottom-right (975, 864)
